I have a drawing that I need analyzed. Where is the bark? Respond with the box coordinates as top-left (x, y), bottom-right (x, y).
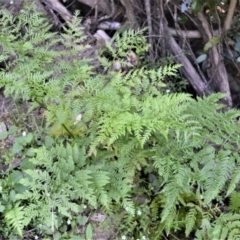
top-left (196, 13), bottom-right (232, 108)
top-left (159, 3), bottom-right (212, 96)
top-left (43, 0), bottom-right (73, 21)
top-left (76, 0), bottom-right (112, 15)
top-left (120, 0), bottom-right (139, 29)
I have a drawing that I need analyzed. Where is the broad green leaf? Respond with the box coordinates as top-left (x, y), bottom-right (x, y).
top-left (54, 232), bottom-right (62, 240)
top-left (10, 190), bottom-right (16, 202)
top-left (9, 125), bottom-right (18, 135)
top-left (77, 215), bottom-right (88, 226)
top-left (25, 133), bottom-right (34, 144)
top-left (86, 223), bottom-right (93, 240)
top-left (26, 148), bottom-right (35, 157)
top-left (44, 136), bottom-right (54, 147)
top-left (0, 130), bottom-right (8, 140)
top-left (12, 141), bottom-right (23, 154)
top-left (14, 184), bottom-right (28, 194)
top-left (71, 235), bottom-right (84, 240)
top-left (9, 171), bottom-right (24, 183)
top-left (0, 205), bottom-right (5, 212)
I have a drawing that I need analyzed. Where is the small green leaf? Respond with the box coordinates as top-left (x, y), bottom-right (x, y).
top-left (14, 184), bottom-right (28, 194)
top-left (26, 148), bottom-right (35, 157)
top-left (86, 223), bottom-right (93, 240)
top-left (20, 159), bottom-right (35, 170)
top-left (204, 41), bottom-right (213, 52)
top-left (54, 232), bottom-right (62, 240)
top-left (77, 215), bottom-right (88, 225)
top-left (59, 224), bottom-right (67, 232)
top-left (204, 37), bottom-right (220, 52)
top-left (0, 130), bottom-right (8, 140)
top-left (10, 190), bottom-right (16, 202)
top-left (210, 36), bottom-right (220, 44)
top-left (9, 125), bottom-right (18, 135)
top-left (12, 142), bottom-right (23, 154)
top-left (44, 136), bottom-right (54, 147)
top-left (71, 235), bottom-right (84, 240)
top-left (25, 133), bottom-right (34, 144)
top-left (0, 205), bottom-right (5, 212)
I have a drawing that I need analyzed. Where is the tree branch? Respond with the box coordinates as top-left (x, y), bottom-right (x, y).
top-left (197, 13), bottom-right (232, 108)
top-left (159, 5), bottom-right (212, 96)
top-left (223, 0), bottom-right (237, 32)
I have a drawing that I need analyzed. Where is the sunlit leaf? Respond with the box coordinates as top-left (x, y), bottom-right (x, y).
top-left (210, 36), bottom-right (220, 44)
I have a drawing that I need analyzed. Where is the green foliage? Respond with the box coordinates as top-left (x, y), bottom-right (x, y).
top-left (4, 202), bottom-right (24, 237)
top-left (229, 191), bottom-right (240, 212)
top-left (211, 213), bottom-right (240, 240)
top-left (1, 3), bottom-right (240, 240)
top-left (15, 143), bottom-right (110, 233)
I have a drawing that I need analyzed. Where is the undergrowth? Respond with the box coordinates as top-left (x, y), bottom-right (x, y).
top-left (1, 3), bottom-right (240, 240)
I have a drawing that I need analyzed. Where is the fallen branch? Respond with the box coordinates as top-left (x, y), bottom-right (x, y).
top-left (196, 13), bottom-right (232, 108)
top-left (160, 5), bottom-right (212, 96)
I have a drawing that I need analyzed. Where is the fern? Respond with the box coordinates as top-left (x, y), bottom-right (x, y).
top-left (229, 191), bottom-right (240, 212)
top-left (4, 202), bottom-right (24, 237)
top-left (145, 93), bottom-right (240, 238)
top-left (13, 143), bottom-right (106, 231)
top-left (211, 213), bottom-right (240, 240)
top-left (2, 3), bottom-right (240, 239)
top-left (185, 203), bottom-right (197, 237)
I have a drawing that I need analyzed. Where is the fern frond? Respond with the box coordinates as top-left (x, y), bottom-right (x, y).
top-left (5, 203), bottom-right (24, 236)
top-left (185, 205), bottom-right (197, 237)
top-left (229, 191), bottom-right (240, 212)
top-left (211, 213), bottom-right (240, 240)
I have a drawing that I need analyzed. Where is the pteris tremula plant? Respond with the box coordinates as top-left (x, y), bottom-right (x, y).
top-left (2, 3), bottom-right (240, 240)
